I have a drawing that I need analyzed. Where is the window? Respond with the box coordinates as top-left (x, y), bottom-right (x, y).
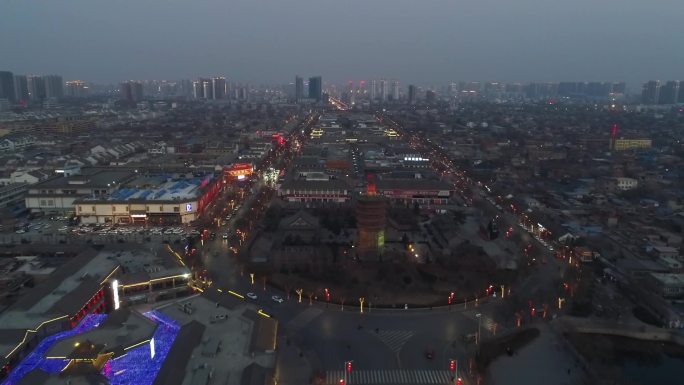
top-left (159, 206), bottom-right (163, 211)
top-left (91, 206), bottom-right (95, 211)
top-left (112, 206), bottom-right (116, 212)
top-left (78, 206), bottom-right (82, 212)
top-left (174, 207), bottom-right (179, 212)
top-left (125, 206), bottom-right (129, 212)
top-left (40, 200), bottom-right (46, 206)
top-left (48, 200), bottom-right (54, 206)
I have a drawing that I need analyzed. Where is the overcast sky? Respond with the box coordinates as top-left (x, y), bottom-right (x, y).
top-left (2, 0), bottom-right (683, 87)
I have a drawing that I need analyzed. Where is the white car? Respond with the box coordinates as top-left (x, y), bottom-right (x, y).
top-left (246, 292), bottom-right (258, 300)
top-left (271, 295), bottom-right (284, 303)
top-left (15, 229), bottom-right (25, 234)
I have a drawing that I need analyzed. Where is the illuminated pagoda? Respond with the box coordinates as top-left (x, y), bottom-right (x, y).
top-left (355, 175), bottom-right (387, 261)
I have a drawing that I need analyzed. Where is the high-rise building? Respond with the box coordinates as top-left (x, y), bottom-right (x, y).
top-left (407, 84), bottom-right (417, 104)
top-left (370, 80), bottom-right (377, 101)
top-left (43, 75), bottom-right (64, 99)
top-left (13, 75), bottom-right (29, 102)
top-left (120, 81), bottom-right (143, 103)
top-left (27, 75), bottom-right (46, 101)
top-left (202, 79), bottom-right (212, 100)
top-left (391, 80), bottom-right (400, 101)
top-left (308, 76), bottom-right (322, 101)
top-left (295, 76), bottom-right (304, 102)
top-left (642, 80), bottom-right (661, 105)
top-left (0, 71), bottom-right (16, 102)
top-left (659, 81), bottom-right (680, 104)
top-left (212, 77), bottom-right (226, 99)
top-left (65, 80), bottom-right (88, 97)
top-left (379, 80), bottom-right (387, 102)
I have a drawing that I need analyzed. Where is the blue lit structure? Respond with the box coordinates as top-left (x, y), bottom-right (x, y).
top-left (2, 311), bottom-right (181, 385)
top-left (1, 314), bottom-right (107, 385)
top-left (104, 310), bottom-right (180, 385)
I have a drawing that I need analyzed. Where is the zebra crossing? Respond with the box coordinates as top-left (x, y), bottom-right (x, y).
top-left (372, 330), bottom-right (414, 354)
top-left (326, 370), bottom-right (452, 384)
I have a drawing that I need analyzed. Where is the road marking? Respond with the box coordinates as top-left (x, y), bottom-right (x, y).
top-left (372, 330), bottom-right (414, 354)
top-left (325, 370), bottom-right (452, 384)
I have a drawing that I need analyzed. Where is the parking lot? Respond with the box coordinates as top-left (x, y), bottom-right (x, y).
top-left (0, 219), bottom-right (192, 245)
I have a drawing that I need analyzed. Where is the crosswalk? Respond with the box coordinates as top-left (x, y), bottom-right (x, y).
top-left (372, 330), bottom-right (414, 354)
top-left (326, 370), bottom-right (453, 384)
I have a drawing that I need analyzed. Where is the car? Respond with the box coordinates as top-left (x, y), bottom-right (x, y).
top-left (222, 233), bottom-right (228, 239)
top-left (271, 295), bottom-right (284, 303)
top-left (246, 292), bottom-right (258, 300)
top-left (15, 229), bottom-right (25, 234)
top-left (425, 349), bottom-right (435, 359)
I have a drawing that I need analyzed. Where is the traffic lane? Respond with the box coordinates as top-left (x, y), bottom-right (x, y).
top-left (297, 311), bottom-right (401, 370)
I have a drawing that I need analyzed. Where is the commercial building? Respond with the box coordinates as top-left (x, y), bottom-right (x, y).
top-left (610, 138), bottom-right (652, 151)
top-left (25, 168), bottom-right (135, 215)
top-left (375, 179), bottom-right (453, 205)
top-left (74, 173), bottom-right (222, 225)
top-left (278, 179), bottom-right (351, 204)
top-left (65, 80), bottom-right (88, 97)
top-left (25, 168), bottom-right (222, 224)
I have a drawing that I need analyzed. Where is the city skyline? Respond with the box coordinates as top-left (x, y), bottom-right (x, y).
top-left (2, 0), bottom-right (683, 86)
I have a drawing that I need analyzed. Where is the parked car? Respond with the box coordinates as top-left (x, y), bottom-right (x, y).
top-left (271, 295), bottom-right (284, 303)
top-left (247, 292), bottom-right (258, 300)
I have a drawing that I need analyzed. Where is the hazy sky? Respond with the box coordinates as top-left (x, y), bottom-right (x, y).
top-left (2, 0), bottom-right (683, 87)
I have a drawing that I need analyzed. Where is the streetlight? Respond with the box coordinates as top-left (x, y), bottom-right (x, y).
top-left (296, 288), bottom-right (303, 303)
top-left (475, 313), bottom-right (482, 346)
top-left (359, 297), bottom-right (364, 314)
top-left (250, 273), bottom-right (255, 285)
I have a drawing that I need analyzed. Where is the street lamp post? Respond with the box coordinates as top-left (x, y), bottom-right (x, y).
top-left (359, 297), bottom-right (364, 314)
top-left (296, 288), bottom-right (303, 303)
top-left (475, 313), bottom-right (482, 346)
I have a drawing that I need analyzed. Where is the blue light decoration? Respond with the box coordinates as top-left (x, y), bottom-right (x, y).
top-left (1, 311), bottom-right (181, 385)
top-left (1, 314), bottom-right (107, 385)
top-left (104, 310), bottom-right (180, 385)
top-left (186, 203), bottom-right (192, 212)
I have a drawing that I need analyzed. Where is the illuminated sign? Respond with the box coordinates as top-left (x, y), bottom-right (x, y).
top-left (112, 280), bottom-right (120, 310)
top-left (237, 174), bottom-right (246, 180)
top-left (186, 203), bottom-right (193, 212)
top-left (150, 337), bottom-right (155, 358)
